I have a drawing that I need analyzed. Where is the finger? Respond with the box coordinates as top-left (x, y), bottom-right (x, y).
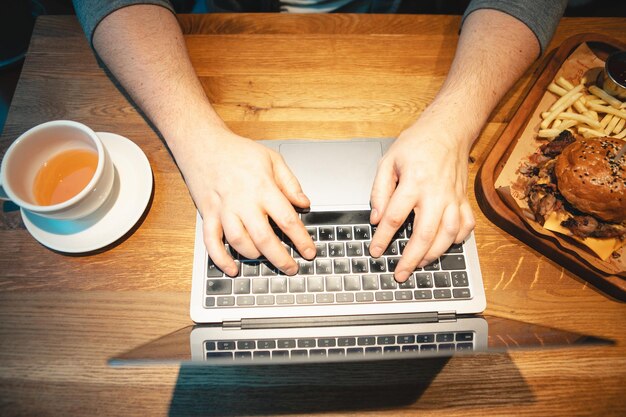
top-left (271, 153), bottom-right (310, 209)
top-left (455, 201), bottom-right (475, 243)
top-left (266, 191), bottom-right (316, 260)
top-left (369, 160), bottom-right (397, 225)
top-left (369, 182), bottom-right (418, 258)
top-left (221, 212), bottom-right (261, 260)
top-left (420, 204), bottom-right (460, 266)
top-left (202, 212), bottom-right (238, 277)
top-left (393, 199), bottom-right (446, 282)
top-left (242, 212), bottom-right (299, 275)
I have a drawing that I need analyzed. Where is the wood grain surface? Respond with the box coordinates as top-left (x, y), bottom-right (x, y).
top-left (0, 13), bottom-right (625, 417)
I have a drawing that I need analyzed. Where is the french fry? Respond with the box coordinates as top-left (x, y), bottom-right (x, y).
top-left (589, 85), bottom-right (623, 109)
top-left (557, 111), bottom-right (603, 129)
top-left (579, 126), bottom-right (608, 138)
top-left (587, 102), bottom-right (626, 119)
top-left (548, 84), bottom-right (584, 112)
top-left (615, 128), bottom-right (626, 139)
top-left (548, 83), bottom-right (568, 96)
top-left (606, 115), bottom-right (620, 134)
top-left (600, 114), bottom-right (613, 129)
top-left (541, 93), bottom-right (583, 129)
top-left (614, 118), bottom-right (625, 134)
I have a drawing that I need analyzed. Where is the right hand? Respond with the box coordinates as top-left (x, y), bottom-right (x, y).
top-left (175, 128), bottom-right (316, 277)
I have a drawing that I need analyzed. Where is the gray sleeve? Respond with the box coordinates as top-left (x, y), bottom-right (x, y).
top-left (462, 0), bottom-right (568, 55)
top-left (72, 0), bottom-right (175, 47)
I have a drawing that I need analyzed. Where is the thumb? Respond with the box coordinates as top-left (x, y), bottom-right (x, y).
top-left (271, 153), bottom-right (310, 208)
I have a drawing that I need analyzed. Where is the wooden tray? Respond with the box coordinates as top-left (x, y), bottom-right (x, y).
top-left (475, 33), bottom-right (626, 302)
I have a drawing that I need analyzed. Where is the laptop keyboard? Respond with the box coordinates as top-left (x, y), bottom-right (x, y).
top-left (204, 331), bottom-right (475, 361)
top-left (204, 211), bottom-right (473, 308)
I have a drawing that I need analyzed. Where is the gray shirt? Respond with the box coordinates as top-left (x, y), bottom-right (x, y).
top-left (73, 0), bottom-right (568, 55)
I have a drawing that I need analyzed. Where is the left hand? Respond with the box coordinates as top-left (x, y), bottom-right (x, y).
top-left (368, 121), bottom-right (475, 282)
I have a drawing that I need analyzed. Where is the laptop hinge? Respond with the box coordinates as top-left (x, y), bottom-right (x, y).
top-left (235, 312), bottom-right (440, 330)
top-left (437, 311), bottom-right (457, 323)
top-left (222, 320), bottom-right (242, 330)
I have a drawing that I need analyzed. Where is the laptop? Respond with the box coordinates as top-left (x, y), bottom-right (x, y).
top-left (191, 138), bottom-right (486, 327)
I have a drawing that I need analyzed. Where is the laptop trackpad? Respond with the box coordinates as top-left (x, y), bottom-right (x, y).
top-left (278, 141), bottom-right (383, 210)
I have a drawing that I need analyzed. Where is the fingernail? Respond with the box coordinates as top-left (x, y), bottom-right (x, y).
top-left (395, 271), bottom-right (408, 282)
top-left (304, 247), bottom-right (316, 259)
top-left (371, 208), bottom-right (378, 219)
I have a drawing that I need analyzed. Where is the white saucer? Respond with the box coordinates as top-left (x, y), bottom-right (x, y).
top-left (21, 132), bottom-right (153, 253)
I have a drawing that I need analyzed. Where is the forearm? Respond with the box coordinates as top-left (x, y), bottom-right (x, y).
top-left (92, 5), bottom-right (227, 154)
top-left (414, 9), bottom-right (540, 151)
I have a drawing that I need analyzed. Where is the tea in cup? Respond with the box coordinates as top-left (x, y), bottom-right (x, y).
top-left (0, 120), bottom-right (114, 220)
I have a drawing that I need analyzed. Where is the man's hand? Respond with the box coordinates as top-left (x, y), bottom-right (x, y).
top-left (182, 128), bottom-right (317, 277)
top-left (369, 122), bottom-right (475, 282)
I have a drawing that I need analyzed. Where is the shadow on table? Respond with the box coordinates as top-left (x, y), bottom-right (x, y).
top-left (167, 354), bottom-right (533, 416)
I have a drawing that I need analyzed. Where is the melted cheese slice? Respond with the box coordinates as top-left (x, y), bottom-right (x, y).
top-left (543, 212), bottom-right (624, 260)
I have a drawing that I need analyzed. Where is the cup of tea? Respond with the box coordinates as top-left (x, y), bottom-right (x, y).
top-left (0, 120), bottom-right (115, 220)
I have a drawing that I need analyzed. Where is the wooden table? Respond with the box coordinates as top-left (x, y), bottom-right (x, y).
top-left (1, 13), bottom-right (625, 417)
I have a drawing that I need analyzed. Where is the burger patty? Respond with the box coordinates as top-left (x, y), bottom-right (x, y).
top-left (520, 130), bottom-right (626, 240)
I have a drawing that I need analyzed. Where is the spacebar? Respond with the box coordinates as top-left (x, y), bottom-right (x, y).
top-left (301, 210), bottom-right (372, 225)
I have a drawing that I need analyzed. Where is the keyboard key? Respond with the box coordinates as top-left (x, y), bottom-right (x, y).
top-left (421, 344), bottom-right (437, 353)
top-left (289, 276), bottom-right (306, 293)
top-left (256, 295), bottom-right (275, 305)
top-left (277, 339), bottom-right (296, 349)
top-left (416, 334), bottom-right (434, 343)
top-left (206, 260), bottom-right (224, 277)
top-left (436, 333), bottom-right (454, 343)
top-left (315, 259), bottom-right (333, 275)
top-left (254, 351), bottom-right (271, 359)
top-left (316, 293), bottom-right (334, 303)
top-left (338, 337), bottom-right (356, 347)
top-left (357, 336), bottom-right (376, 346)
top-left (456, 332), bottom-right (474, 342)
top-left (298, 339), bottom-right (316, 348)
top-left (369, 258), bottom-right (387, 273)
top-left (333, 259), bottom-right (350, 274)
top-left (445, 243), bottom-right (463, 253)
top-left (457, 343), bottom-right (474, 351)
top-left (356, 292), bottom-right (374, 302)
top-left (453, 288), bottom-right (471, 299)
top-left (318, 338), bottom-right (336, 347)
top-left (306, 227), bottom-right (318, 241)
top-left (353, 225), bottom-right (371, 240)
top-left (399, 275), bottom-right (415, 289)
top-left (258, 340), bottom-right (276, 349)
top-left (335, 293), bottom-right (355, 303)
top-left (236, 296), bottom-right (255, 306)
top-left (343, 275), bottom-right (361, 291)
top-left (415, 273), bottom-right (433, 288)
top-left (433, 289), bottom-right (452, 299)
top-left (297, 260), bottom-right (314, 275)
top-left (434, 272), bottom-right (451, 288)
top-left (441, 254), bottom-right (466, 270)
top-left (291, 350), bottom-right (308, 357)
top-left (375, 291), bottom-right (394, 301)
top-left (237, 340), bottom-right (256, 350)
top-left (439, 343), bottom-right (455, 351)
top-left (242, 262), bottom-right (260, 277)
top-left (336, 226), bottom-right (353, 240)
top-left (310, 349), bottom-right (327, 357)
top-left (402, 345), bottom-right (419, 352)
top-left (384, 346), bottom-right (401, 354)
top-left (397, 335), bottom-right (415, 344)
top-left (365, 347), bottom-right (382, 354)
top-left (346, 242), bottom-right (363, 257)
top-left (307, 276), bottom-right (324, 292)
top-left (451, 271), bottom-right (469, 287)
top-left (315, 243), bottom-right (327, 257)
top-left (217, 296), bottom-right (235, 306)
top-left (377, 336), bottom-right (395, 345)
top-left (205, 341), bottom-right (216, 351)
top-left (206, 279), bottom-right (232, 295)
top-left (217, 341), bottom-right (236, 350)
top-left (398, 240), bottom-right (408, 254)
top-left (380, 274), bottom-right (397, 290)
top-left (351, 258), bottom-right (368, 273)
top-left (205, 297), bottom-right (216, 307)
top-left (413, 290), bottom-right (432, 299)
top-left (260, 262), bottom-right (278, 276)
top-left (233, 278), bottom-right (251, 294)
top-left (328, 348), bottom-right (345, 356)
top-left (207, 352), bottom-right (233, 359)
top-left (347, 347), bottom-right (364, 355)
top-left (276, 294), bottom-right (295, 304)
top-left (319, 227), bottom-right (335, 241)
top-left (272, 350), bottom-right (289, 359)
top-left (395, 290), bottom-right (413, 300)
top-left (234, 351), bottom-right (252, 360)
top-left (252, 278), bottom-right (269, 294)
top-left (325, 275), bottom-right (343, 291)
top-left (387, 257), bottom-right (400, 272)
top-left (424, 260), bottom-right (440, 271)
top-left (383, 241), bottom-right (399, 256)
top-left (328, 242), bottom-right (345, 257)
top-left (362, 274), bottom-right (379, 290)
top-left (296, 294), bottom-right (315, 304)
top-left (271, 277), bottom-right (288, 293)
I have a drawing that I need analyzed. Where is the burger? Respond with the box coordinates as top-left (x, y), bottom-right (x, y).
top-left (519, 130), bottom-right (626, 260)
